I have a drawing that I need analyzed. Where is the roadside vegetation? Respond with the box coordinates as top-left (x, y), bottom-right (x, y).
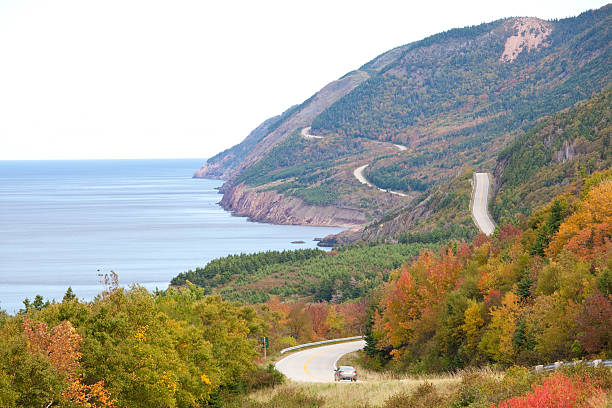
top-left (0, 277), bottom-right (286, 407)
top-left (366, 170), bottom-right (612, 374)
top-left (3, 169), bottom-right (611, 406)
top-left (239, 363), bottom-right (612, 407)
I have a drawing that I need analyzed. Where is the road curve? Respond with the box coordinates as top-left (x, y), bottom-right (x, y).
top-left (472, 173), bottom-right (495, 235)
top-left (301, 126), bottom-right (324, 139)
top-left (301, 127), bottom-right (407, 197)
top-left (275, 340), bottom-right (365, 382)
top-left (353, 164), bottom-right (408, 197)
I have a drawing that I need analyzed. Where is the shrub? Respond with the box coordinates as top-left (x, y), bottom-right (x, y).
top-left (244, 364), bottom-right (285, 391)
top-left (242, 388), bottom-right (325, 408)
top-left (493, 372), bottom-right (604, 408)
top-left (383, 382), bottom-right (445, 408)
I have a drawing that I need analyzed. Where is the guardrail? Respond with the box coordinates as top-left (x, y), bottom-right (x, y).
top-left (279, 336), bottom-right (364, 355)
top-left (532, 359), bottom-right (612, 373)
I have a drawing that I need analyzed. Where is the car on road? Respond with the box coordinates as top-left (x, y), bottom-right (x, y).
top-left (334, 365), bottom-right (357, 382)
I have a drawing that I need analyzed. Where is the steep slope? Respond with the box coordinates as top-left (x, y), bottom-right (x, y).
top-left (312, 8), bottom-right (611, 190)
top-left (193, 106), bottom-right (297, 180)
top-left (196, 5), bottom-right (612, 234)
top-left (194, 70), bottom-right (370, 180)
top-left (323, 87), bottom-right (612, 244)
top-left (492, 87), bottom-right (612, 224)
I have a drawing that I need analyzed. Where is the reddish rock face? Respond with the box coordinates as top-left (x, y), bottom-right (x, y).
top-left (220, 184), bottom-right (367, 228)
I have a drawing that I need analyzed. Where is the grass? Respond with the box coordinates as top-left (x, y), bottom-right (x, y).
top-left (245, 351), bottom-right (612, 407)
top-left (248, 351), bottom-right (462, 408)
top-left (245, 377), bottom-right (460, 408)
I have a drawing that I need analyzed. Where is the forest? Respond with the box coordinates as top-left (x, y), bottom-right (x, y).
top-left (2, 169), bottom-right (611, 407)
top-left (366, 169), bottom-right (612, 373)
top-left (493, 87), bottom-right (612, 224)
top-left (172, 243), bottom-right (434, 304)
top-left (2, 7), bottom-right (612, 405)
top-left (0, 275), bottom-right (372, 407)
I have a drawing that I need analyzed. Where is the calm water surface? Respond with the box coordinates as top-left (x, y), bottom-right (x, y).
top-left (0, 159), bottom-right (343, 313)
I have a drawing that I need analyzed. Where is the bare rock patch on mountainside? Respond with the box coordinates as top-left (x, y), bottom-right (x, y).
top-left (500, 17), bottom-right (552, 62)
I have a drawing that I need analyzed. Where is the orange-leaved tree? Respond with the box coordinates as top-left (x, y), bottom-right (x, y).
top-left (22, 318), bottom-right (115, 407)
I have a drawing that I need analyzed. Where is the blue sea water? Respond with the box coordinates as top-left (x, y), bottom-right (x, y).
top-left (0, 159), bottom-right (343, 314)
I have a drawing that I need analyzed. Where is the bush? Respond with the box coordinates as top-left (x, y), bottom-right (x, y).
top-left (494, 372), bottom-right (604, 408)
top-left (245, 364), bottom-right (285, 391)
top-left (383, 382), bottom-right (445, 408)
top-left (242, 388), bottom-right (325, 408)
top-left (277, 336), bottom-right (298, 350)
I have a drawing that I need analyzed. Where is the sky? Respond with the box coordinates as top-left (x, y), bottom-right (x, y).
top-left (0, 0), bottom-right (608, 160)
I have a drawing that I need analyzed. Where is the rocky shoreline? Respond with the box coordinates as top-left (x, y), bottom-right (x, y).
top-left (218, 183), bottom-right (368, 228)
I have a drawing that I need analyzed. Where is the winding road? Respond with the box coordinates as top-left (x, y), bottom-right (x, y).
top-left (301, 127), bottom-right (408, 197)
top-left (301, 126), bottom-right (324, 139)
top-left (275, 340), bottom-right (366, 382)
top-left (472, 173), bottom-right (496, 236)
top-left (353, 164), bottom-right (408, 197)
top-left (301, 128), bottom-right (495, 233)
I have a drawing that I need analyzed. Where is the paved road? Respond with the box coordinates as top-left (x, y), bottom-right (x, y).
top-left (275, 340), bottom-right (366, 382)
top-left (301, 126), bottom-right (324, 139)
top-left (472, 173), bottom-right (495, 235)
top-left (353, 164), bottom-right (408, 197)
top-left (301, 126), bottom-right (407, 197)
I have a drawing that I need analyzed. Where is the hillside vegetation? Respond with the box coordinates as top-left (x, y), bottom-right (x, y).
top-left (198, 5), bottom-right (612, 243)
top-left (493, 87), bottom-right (612, 224)
top-left (172, 243), bottom-right (434, 304)
top-left (366, 169), bottom-right (612, 373)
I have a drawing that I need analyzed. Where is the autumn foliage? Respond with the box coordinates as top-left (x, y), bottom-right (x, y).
top-left (494, 372), bottom-right (604, 408)
top-left (369, 171), bottom-right (612, 371)
top-left (22, 318), bottom-right (115, 407)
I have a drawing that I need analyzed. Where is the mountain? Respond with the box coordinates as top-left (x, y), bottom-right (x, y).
top-left (336, 86), bottom-right (611, 245)
top-left (492, 87), bottom-right (612, 224)
top-left (195, 5), bottom-right (612, 240)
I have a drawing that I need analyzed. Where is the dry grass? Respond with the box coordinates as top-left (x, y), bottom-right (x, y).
top-left (248, 351), bottom-right (464, 408)
top-left (246, 378), bottom-right (458, 408)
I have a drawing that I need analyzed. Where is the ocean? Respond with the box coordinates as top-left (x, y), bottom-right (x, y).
top-left (0, 159), bottom-right (343, 314)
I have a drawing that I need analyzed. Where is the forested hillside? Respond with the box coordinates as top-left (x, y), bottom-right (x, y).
top-left (492, 87), bottom-right (612, 224)
top-left (197, 5), bottom-right (612, 242)
top-left (366, 169), bottom-right (612, 373)
top-left (171, 243), bottom-right (434, 304)
top-left (309, 7), bottom-right (611, 195)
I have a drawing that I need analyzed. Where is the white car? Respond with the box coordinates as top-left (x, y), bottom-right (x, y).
top-left (334, 366), bottom-right (357, 381)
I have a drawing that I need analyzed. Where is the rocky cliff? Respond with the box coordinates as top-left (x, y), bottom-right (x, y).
top-left (219, 184), bottom-right (368, 227)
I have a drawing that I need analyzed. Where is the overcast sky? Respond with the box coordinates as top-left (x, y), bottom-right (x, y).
top-left (0, 0), bottom-right (608, 160)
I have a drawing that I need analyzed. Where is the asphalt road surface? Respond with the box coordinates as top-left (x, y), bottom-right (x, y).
top-left (275, 340), bottom-right (366, 382)
top-left (472, 172), bottom-right (495, 235)
top-left (353, 164), bottom-right (407, 197)
top-left (301, 126), bottom-right (324, 139)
